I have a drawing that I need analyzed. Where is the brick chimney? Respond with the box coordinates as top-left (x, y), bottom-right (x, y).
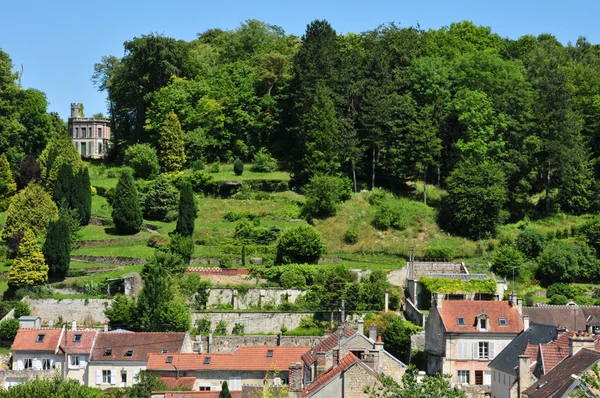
top-left (288, 362), bottom-right (303, 393)
top-left (316, 352), bottom-right (333, 378)
top-left (332, 348), bottom-right (340, 365)
top-left (569, 332), bottom-right (595, 356)
top-left (518, 355), bottom-right (532, 396)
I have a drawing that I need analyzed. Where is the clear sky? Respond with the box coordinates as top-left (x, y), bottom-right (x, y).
top-left (1, 0), bottom-right (598, 121)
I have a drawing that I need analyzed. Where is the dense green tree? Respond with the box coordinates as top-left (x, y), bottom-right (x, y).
top-left (366, 366), bottom-right (466, 398)
top-left (16, 154), bottom-right (41, 190)
top-left (0, 153), bottom-right (16, 211)
top-left (536, 241), bottom-right (598, 285)
top-left (111, 169), bottom-right (143, 235)
top-left (167, 233), bottom-right (194, 266)
top-left (38, 132), bottom-right (82, 193)
top-left (8, 229), bottom-right (49, 288)
top-left (219, 381), bottom-right (232, 398)
top-left (43, 214), bottom-right (72, 279)
top-left (275, 225), bottom-right (325, 264)
top-left (439, 160), bottom-right (507, 239)
top-left (515, 229), bottom-right (547, 259)
top-left (127, 370), bottom-right (168, 398)
top-left (158, 111), bottom-right (186, 172)
top-left (0, 375), bottom-right (107, 398)
top-left (143, 175), bottom-right (178, 221)
top-left (124, 143), bottom-right (160, 179)
top-left (491, 246), bottom-right (525, 278)
top-left (1, 183), bottom-right (58, 241)
top-left (104, 294), bottom-right (136, 330)
top-left (0, 318), bottom-right (20, 341)
top-left (233, 158), bottom-right (244, 175)
top-left (175, 182), bottom-right (196, 237)
top-left (301, 174), bottom-right (351, 218)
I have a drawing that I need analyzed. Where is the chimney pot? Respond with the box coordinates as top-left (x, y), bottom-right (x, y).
top-left (71, 321), bottom-right (76, 331)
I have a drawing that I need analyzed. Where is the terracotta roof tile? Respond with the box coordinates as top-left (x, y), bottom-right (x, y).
top-left (301, 327), bottom-right (356, 364)
top-left (438, 300), bottom-right (523, 333)
top-left (90, 332), bottom-right (187, 362)
top-left (302, 353), bottom-right (360, 397)
top-left (148, 346), bottom-right (309, 371)
top-left (61, 330), bottom-right (97, 355)
top-left (539, 332), bottom-right (570, 373)
top-left (161, 377), bottom-right (196, 390)
top-left (11, 328), bottom-right (64, 353)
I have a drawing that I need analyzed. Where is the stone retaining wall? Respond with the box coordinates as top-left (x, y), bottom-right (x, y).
top-left (25, 298), bottom-right (110, 326)
top-left (197, 335), bottom-right (326, 354)
top-left (206, 288), bottom-right (305, 310)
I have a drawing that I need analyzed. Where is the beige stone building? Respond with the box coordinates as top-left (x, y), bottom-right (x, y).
top-left (68, 103), bottom-right (111, 159)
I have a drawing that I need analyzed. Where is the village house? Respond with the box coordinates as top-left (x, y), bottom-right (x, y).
top-left (87, 332), bottom-right (191, 389)
top-left (425, 294), bottom-right (524, 392)
top-left (68, 103), bottom-right (111, 159)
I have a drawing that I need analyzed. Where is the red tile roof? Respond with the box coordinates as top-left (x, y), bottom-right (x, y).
top-left (90, 332), bottom-right (187, 362)
top-left (539, 332), bottom-right (570, 374)
top-left (301, 327), bottom-right (356, 365)
top-left (11, 328), bottom-right (64, 353)
top-left (161, 377), bottom-right (196, 390)
top-left (438, 300), bottom-right (523, 333)
top-left (302, 353), bottom-right (361, 397)
top-left (61, 330), bottom-right (97, 355)
top-left (148, 346), bottom-right (309, 371)
top-left (522, 342), bottom-right (539, 371)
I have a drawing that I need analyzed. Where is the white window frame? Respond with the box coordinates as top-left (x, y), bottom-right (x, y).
top-left (42, 358), bottom-right (52, 370)
top-left (70, 355), bottom-right (80, 368)
top-left (23, 358), bottom-right (32, 369)
top-left (102, 370), bottom-right (111, 384)
top-left (457, 370), bottom-right (469, 384)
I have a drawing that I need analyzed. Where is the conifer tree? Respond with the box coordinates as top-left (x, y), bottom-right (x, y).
top-left (52, 163), bottom-right (74, 208)
top-left (1, 183), bottom-right (58, 241)
top-left (219, 381), bottom-right (232, 398)
top-left (0, 153), bottom-right (16, 211)
top-left (73, 166), bottom-right (92, 225)
top-left (158, 111), bottom-right (186, 173)
top-left (43, 214), bottom-right (72, 279)
top-left (38, 133), bottom-right (82, 192)
top-left (8, 229), bottom-right (49, 288)
top-left (111, 169), bottom-right (142, 235)
top-left (175, 182), bottom-right (196, 237)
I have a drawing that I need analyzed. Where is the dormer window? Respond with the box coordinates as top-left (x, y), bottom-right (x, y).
top-left (73, 334), bottom-right (82, 342)
top-left (457, 318), bottom-right (465, 325)
top-left (267, 350), bottom-right (274, 358)
top-left (480, 319), bottom-right (487, 330)
top-left (477, 313), bottom-right (489, 331)
top-left (125, 349), bottom-right (133, 357)
top-left (499, 318), bottom-right (507, 326)
top-left (161, 349), bottom-right (168, 354)
top-left (36, 334), bottom-right (45, 343)
top-left (204, 357), bottom-right (211, 365)
top-left (166, 356), bottom-right (173, 364)
top-left (104, 348), bottom-right (113, 356)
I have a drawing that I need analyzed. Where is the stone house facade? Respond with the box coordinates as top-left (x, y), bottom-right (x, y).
top-left (68, 103), bottom-right (111, 159)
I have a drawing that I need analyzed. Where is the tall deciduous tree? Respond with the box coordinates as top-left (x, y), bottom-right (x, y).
top-left (8, 229), bottom-right (49, 288)
top-left (0, 153), bottom-right (16, 211)
top-left (16, 155), bottom-right (41, 190)
top-left (158, 111), bottom-right (186, 172)
top-left (111, 169), bottom-right (142, 235)
top-left (175, 182), bottom-right (196, 237)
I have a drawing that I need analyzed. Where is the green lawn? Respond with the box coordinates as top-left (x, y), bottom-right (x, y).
top-left (72, 241), bottom-right (155, 258)
top-left (209, 164), bottom-right (290, 182)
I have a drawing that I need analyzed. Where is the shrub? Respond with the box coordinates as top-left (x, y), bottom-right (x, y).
top-left (8, 230), bottom-right (49, 288)
top-left (344, 227), bottom-right (359, 244)
top-left (124, 143), bottom-right (160, 179)
top-left (251, 148), bottom-right (277, 172)
top-left (210, 158), bottom-right (221, 173)
top-left (222, 211), bottom-right (258, 222)
top-left (276, 225), bottom-right (325, 265)
top-left (279, 269), bottom-right (307, 289)
top-left (175, 183), bottom-right (197, 237)
top-left (536, 241), bottom-right (597, 286)
top-left (111, 169), bottom-right (143, 235)
top-left (215, 320), bottom-right (228, 335)
top-left (546, 283), bottom-right (575, 300)
top-left (0, 153), bottom-right (16, 212)
top-left (516, 229), bottom-right (547, 259)
top-left (424, 247), bottom-right (454, 260)
top-left (1, 183), bottom-right (58, 241)
top-left (491, 246), bottom-right (525, 278)
top-left (192, 318), bottom-right (212, 335)
top-left (234, 219), bottom-right (280, 245)
top-left (167, 233), bottom-right (194, 265)
top-left (190, 159), bottom-right (205, 171)
top-left (16, 154), bottom-right (41, 190)
top-left (233, 159), bottom-right (244, 176)
top-left (143, 175), bottom-right (178, 221)
top-left (372, 201), bottom-right (409, 231)
top-left (158, 112), bottom-right (186, 173)
top-left (0, 318), bottom-right (20, 341)
top-left (232, 323), bottom-right (244, 335)
top-left (13, 301), bottom-right (31, 318)
top-left (301, 174), bottom-right (352, 219)
top-left (549, 294), bottom-right (569, 305)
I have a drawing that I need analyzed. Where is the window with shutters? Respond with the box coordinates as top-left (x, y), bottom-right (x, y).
top-left (102, 370), bottom-right (111, 384)
top-left (478, 342), bottom-right (489, 359)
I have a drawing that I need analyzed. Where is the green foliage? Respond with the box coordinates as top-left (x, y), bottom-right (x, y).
top-left (38, 133), bottom-right (82, 193)
top-left (440, 160), bottom-right (507, 239)
top-left (112, 169), bottom-right (143, 235)
top-left (492, 246), bottom-right (525, 278)
top-left (143, 175), bottom-right (179, 221)
top-left (105, 294), bottom-right (136, 330)
top-left (159, 111), bottom-right (186, 173)
top-left (219, 381), bottom-right (232, 398)
top-left (16, 155), bottom-right (41, 190)
top-left (251, 148), bottom-right (278, 172)
top-left (127, 370), bottom-right (168, 398)
top-left (13, 301), bottom-right (31, 318)
top-left (0, 318), bottom-right (20, 341)
top-left (167, 233), bottom-right (194, 265)
top-left (43, 214), bottom-right (72, 279)
top-left (279, 269), bottom-right (307, 289)
top-left (155, 300), bottom-right (191, 332)
top-left (275, 224), bottom-right (325, 264)
top-left (234, 219), bottom-right (280, 245)
top-left (222, 211), bottom-right (258, 222)
top-left (419, 276), bottom-right (497, 294)
top-left (546, 283), bottom-right (575, 300)
top-left (233, 159), bottom-right (244, 176)
top-left (192, 318), bottom-right (212, 335)
top-left (365, 366), bottom-right (466, 398)
top-left (175, 183), bottom-right (197, 237)
top-left (0, 375), bottom-right (107, 398)
top-left (549, 294), bottom-right (569, 305)
top-left (536, 241), bottom-right (599, 285)
top-left (215, 320), bottom-right (228, 335)
top-left (8, 229), bottom-right (48, 288)
top-left (232, 322), bottom-right (244, 335)
top-left (301, 174), bottom-right (351, 218)
top-left (344, 226), bottom-right (359, 244)
top-left (53, 164), bottom-right (92, 226)
top-left (124, 143), bottom-right (160, 179)
top-left (0, 153), bottom-right (16, 211)
top-left (1, 183), bottom-right (58, 241)
top-left (423, 247), bottom-right (454, 260)
top-left (515, 229), bottom-right (547, 259)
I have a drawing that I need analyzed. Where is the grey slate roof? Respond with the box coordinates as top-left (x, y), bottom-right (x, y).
top-left (488, 322), bottom-right (558, 376)
top-left (523, 305), bottom-right (600, 332)
top-left (421, 273), bottom-right (488, 281)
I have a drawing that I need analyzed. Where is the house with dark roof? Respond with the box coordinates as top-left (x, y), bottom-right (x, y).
top-left (147, 346), bottom-right (308, 393)
top-left (301, 323), bottom-right (406, 386)
top-left (523, 303), bottom-right (600, 332)
top-left (523, 333), bottom-right (600, 398)
top-left (87, 332), bottom-right (191, 389)
top-left (425, 294), bottom-right (524, 391)
top-left (488, 321), bottom-right (558, 398)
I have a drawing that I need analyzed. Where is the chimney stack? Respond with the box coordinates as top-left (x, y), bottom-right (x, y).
top-left (288, 362), bottom-right (303, 393)
top-left (369, 325), bottom-right (377, 342)
top-left (385, 290), bottom-right (389, 312)
top-left (569, 333), bottom-right (595, 356)
top-left (103, 321), bottom-right (108, 332)
top-left (522, 315), bottom-right (530, 331)
top-left (316, 352), bottom-right (327, 378)
top-left (518, 355), bottom-right (532, 396)
top-left (357, 319), bottom-right (364, 335)
top-left (71, 321), bottom-right (77, 331)
top-left (434, 292), bottom-right (443, 308)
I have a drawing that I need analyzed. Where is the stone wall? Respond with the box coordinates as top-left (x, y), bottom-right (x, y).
top-left (404, 298), bottom-right (426, 327)
top-left (0, 369), bottom-right (55, 389)
top-left (410, 330), bottom-right (425, 352)
top-left (25, 298), bottom-right (110, 326)
top-left (206, 288), bottom-right (305, 310)
top-left (196, 335), bottom-right (326, 354)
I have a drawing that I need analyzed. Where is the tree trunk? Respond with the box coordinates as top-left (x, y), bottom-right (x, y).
top-left (437, 166), bottom-right (441, 186)
top-left (371, 147), bottom-right (376, 191)
top-left (545, 163), bottom-right (551, 215)
top-left (352, 161), bottom-right (357, 193)
top-left (423, 167), bottom-right (427, 205)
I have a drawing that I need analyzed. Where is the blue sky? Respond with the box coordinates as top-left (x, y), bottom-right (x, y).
top-left (1, 0), bottom-right (598, 120)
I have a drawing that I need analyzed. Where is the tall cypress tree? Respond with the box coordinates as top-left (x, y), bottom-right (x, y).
top-left (52, 163), bottom-right (74, 207)
top-left (43, 214), bottom-right (72, 279)
top-left (158, 111), bottom-right (186, 173)
top-left (0, 153), bottom-right (16, 211)
top-left (8, 229), bottom-right (49, 288)
top-left (112, 169), bottom-right (143, 235)
top-left (175, 182), bottom-right (196, 237)
top-left (73, 166), bottom-right (92, 225)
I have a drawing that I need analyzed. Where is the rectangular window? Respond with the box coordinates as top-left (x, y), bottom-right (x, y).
top-left (24, 358), bottom-right (32, 369)
top-left (457, 317), bottom-right (465, 325)
top-left (457, 370), bottom-right (469, 384)
top-left (73, 334), bottom-right (82, 342)
top-left (70, 355), bottom-right (80, 367)
top-left (36, 334), bottom-right (45, 343)
top-left (121, 372), bottom-right (127, 384)
top-left (125, 349), bottom-right (133, 357)
top-left (102, 370), bottom-right (111, 384)
top-left (104, 348), bottom-right (112, 356)
top-left (350, 350), bottom-right (364, 360)
top-left (480, 319), bottom-right (487, 330)
top-left (98, 142), bottom-right (102, 155)
top-left (499, 318), bottom-right (507, 326)
top-left (166, 356), bottom-right (173, 364)
top-left (198, 386), bottom-right (211, 391)
top-left (267, 350), bottom-right (274, 358)
top-left (82, 127), bottom-right (86, 138)
top-left (98, 127), bottom-right (102, 138)
top-left (478, 342), bottom-right (489, 359)
top-left (204, 357), bottom-right (211, 364)
top-left (475, 370), bottom-right (483, 385)
top-left (42, 358), bottom-right (51, 370)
